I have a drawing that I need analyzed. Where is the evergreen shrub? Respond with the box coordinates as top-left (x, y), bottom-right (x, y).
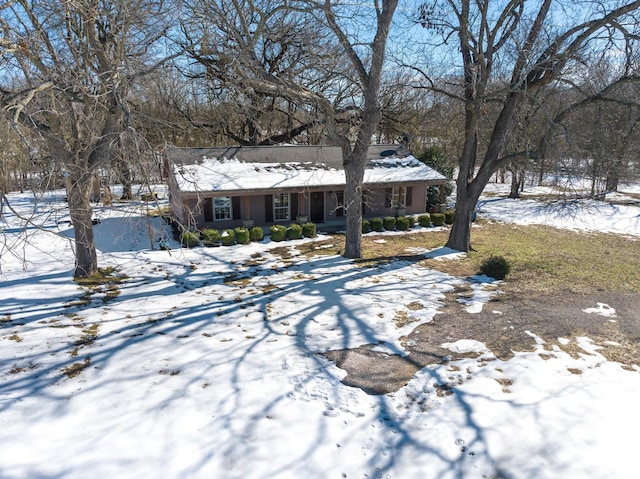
top-left (431, 213), bottom-right (445, 226)
top-left (301, 222), bottom-right (317, 238)
top-left (370, 217), bottom-right (383, 232)
top-left (287, 223), bottom-right (303, 240)
top-left (479, 255), bottom-right (511, 280)
top-left (270, 224), bottom-right (287, 242)
top-left (418, 214), bottom-right (431, 227)
top-left (444, 209), bottom-right (455, 224)
top-left (250, 226), bottom-right (264, 242)
top-left (234, 227), bottom-right (250, 245)
top-left (180, 231), bottom-right (200, 248)
top-left (201, 228), bottom-right (220, 245)
top-left (221, 229), bottom-right (235, 246)
top-left (362, 219), bottom-right (371, 234)
top-left (396, 216), bottom-right (410, 231)
top-left (383, 216), bottom-right (396, 231)
top-left (407, 216), bottom-right (416, 228)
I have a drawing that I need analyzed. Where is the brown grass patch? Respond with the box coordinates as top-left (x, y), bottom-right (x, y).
top-left (62, 357), bottom-right (91, 378)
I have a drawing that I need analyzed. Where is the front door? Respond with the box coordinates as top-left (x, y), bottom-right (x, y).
top-left (310, 191), bottom-right (324, 222)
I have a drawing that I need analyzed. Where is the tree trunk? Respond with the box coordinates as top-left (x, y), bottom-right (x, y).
top-left (119, 162), bottom-right (133, 200)
top-left (538, 157), bottom-right (546, 185)
top-left (343, 153), bottom-right (365, 259)
top-left (67, 172), bottom-right (98, 278)
top-left (508, 168), bottom-right (522, 198)
top-left (606, 173), bottom-right (619, 192)
top-left (445, 187), bottom-right (477, 252)
top-left (446, 156), bottom-right (491, 252)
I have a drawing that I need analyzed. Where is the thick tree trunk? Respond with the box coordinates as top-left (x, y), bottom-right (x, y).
top-left (343, 154), bottom-right (365, 259)
top-left (344, 145), bottom-right (369, 259)
top-left (67, 172), bottom-right (98, 278)
top-left (446, 184), bottom-right (480, 252)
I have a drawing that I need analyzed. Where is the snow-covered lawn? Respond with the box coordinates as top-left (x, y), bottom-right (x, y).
top-left (1, 186), bottom-right (639, 479)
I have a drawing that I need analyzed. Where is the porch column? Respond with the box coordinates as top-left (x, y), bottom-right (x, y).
top-left (244, 196), bottom-right (251, 219)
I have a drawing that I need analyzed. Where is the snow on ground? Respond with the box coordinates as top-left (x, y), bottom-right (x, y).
top-left (478, 179), bottom-right (640, 237)
top-left (1, 186), bottom-right (639, 479)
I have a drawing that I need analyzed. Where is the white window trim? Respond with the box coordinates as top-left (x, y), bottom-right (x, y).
top-left (391, 187), bottom-right (407, 208)
top-left (213, 196), bottom-right (232, 221)
top-left (274, 193), bottom-right (290, 221)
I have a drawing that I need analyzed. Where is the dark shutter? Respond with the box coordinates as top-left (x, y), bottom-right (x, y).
top-left (405, 187), bottom-right (413, 207)
top-left (204, 198), bottom-right (213, 222)
top-left (265, 194), bottom-right (273, 222)
top-left (232, 197), bottom-right (241, 220)
top-left (384, 188), bottom-right (392, 208)
top-left (291, 193), bottom-right (298, 220)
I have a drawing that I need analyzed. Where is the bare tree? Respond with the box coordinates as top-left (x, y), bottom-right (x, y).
top-left (1, 0), bottom-right (175, 277)
top-left (182, 0), bottom-right (398, 258)
top-left (410, 0), bottom-right (640, 251)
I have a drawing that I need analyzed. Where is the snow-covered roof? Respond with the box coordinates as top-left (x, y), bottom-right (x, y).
top-left (169, 147), bottom-right (447, 194)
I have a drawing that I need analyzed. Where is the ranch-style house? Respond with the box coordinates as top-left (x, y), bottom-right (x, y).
top-left (165, 144), bottom-right (447, 231)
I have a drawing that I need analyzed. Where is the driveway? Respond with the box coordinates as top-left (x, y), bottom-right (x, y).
top-left (324, 288), bottom-right (640, 394)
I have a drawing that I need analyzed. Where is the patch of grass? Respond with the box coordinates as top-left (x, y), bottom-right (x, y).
top-left (76, 324), bottom-right (99, 346)
top-left (74, 266), bottom-right (128, 288)
top-left (466, 221), bottom-right (640, 293)
top-left (294, 237), bottom-right (343, 257)
top-left (269, 245), bottom-right (299, 259)
top-left (72, 267), bottom-right (128, 306)
top-left (62, 357), bottom-right (91, 378)
top-left (223, 274), bottom-right (252, 286)
top-left (8, 333), bottom-right (22, 342)
top-left (293, 221), bottom-right (640, 294)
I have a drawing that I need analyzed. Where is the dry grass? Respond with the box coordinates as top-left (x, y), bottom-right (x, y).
top-left (293, 222), bottom-right (640, 294)
top-left (62, 357), bottom-right (91, 378)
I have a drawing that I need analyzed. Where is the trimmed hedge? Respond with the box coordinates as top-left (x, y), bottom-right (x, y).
top-left (370, 217), bottom-right (383, 232)
top-left (444, 209), bottom-right (455, 224)
top-left (234, 227), bottom-right (250, 245)
top-left (407, 216), bottom-right (416, 228)
top-left (270, 224), bottom-right (287, 242)
top-left (301, 222), bottom-right (317, 238)
top-left (180, 231), bottom-right (200, 248)
top-left (362, 219), bottom-right (371, 234)
top-left (418, 214), bottom-right (431, 227)
top-left (431, 213), bottom-right (445, 226)
top-left (221, 229), bottom-right (235, 246)
top-left (250, 226), bottom-right (264, 242)
top-left (396, 216), bottom-right (410, 231)
top-left (382, 216), bottom-right (396, 231)
top-left (287, 223), bottom-right (303, 240)
top-left (201, 228), bottom-right (220, 245)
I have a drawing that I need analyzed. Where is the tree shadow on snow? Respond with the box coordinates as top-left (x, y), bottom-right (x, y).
top-left (1, 238), bottom-right (516, 478)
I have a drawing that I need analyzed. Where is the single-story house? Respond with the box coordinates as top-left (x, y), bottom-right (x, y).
top-left (165, 144), bottom-right (447, 231)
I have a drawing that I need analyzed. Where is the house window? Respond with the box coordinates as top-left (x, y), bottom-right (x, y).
top-left (214, 196), bottom-right (232, 220)
top-left (332, 191), bottom-right (345, 217)
top-left (385, 186), bottom-right (413, 208)
top-left (391, 187), bottom-right (406, 207)
top-left (273, 193), bottom-right (290, 221)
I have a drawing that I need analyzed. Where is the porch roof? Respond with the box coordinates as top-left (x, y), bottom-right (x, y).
top-left (169, 146), bottom-right (447, 194)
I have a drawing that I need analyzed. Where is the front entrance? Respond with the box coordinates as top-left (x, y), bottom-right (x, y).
top-left (310, 191), bottom-right (324, 222)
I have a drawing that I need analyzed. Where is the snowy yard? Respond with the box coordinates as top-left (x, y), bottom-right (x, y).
top-left (1, 183), bottom-right (639, 479)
